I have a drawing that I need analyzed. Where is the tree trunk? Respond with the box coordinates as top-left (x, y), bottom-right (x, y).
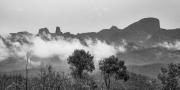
top-left (104, 74), bottom-right (110, 90)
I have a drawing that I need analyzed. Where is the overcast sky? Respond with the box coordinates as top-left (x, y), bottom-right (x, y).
top-left (0, 0), bottom-right (180, 34)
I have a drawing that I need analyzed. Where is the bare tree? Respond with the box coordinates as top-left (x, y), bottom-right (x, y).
top-left (25, 51), bottom-right (31, 90)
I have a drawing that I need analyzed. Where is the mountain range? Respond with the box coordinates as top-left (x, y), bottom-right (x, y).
top-left (1, 17), bottom-right (180, 77)
top-left (8, 17), bottom-right (180, 46)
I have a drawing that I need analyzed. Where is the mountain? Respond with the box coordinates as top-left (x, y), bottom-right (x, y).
top-left (76, 17), bottom-right (180, 46)
top-left (1, 17), bottom-right (180, 77)
top-left (10, 17), bottom-right (180, 46)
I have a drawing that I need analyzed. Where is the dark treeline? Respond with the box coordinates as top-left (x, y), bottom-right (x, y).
top-left (0, 49), bottom-right (180, 90)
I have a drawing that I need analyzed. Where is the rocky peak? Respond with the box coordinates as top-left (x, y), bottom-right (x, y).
top-left (38, 28), bottom-right (50, 35)
top-left (124, 17), bottom-right (160, 34)
top-left (37, 28), bottom-right (51, 40)
top-left (55, 26), bottom-right (63, 35)
top-left (110, 26), bottom-right (119, 30)
top-left (139, 17), bottom-right (160, 29)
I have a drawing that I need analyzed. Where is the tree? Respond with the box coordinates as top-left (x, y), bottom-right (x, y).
top-left (99, 55), bottom-right (129, 90)
top-left (67, 49), bottom-right (95, 79)
top-left (158, 63), bottom-right (180, 90)
top-left (25, 51), bottom-right (31, 90)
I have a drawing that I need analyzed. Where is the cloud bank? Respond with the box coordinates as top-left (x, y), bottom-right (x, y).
top-left (0, 35), bottom-right (126, 66)
top-left (157, 41), bottom-right (180, 50)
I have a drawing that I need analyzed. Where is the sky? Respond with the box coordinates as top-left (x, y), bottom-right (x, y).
top-left (0, 0), bottom-right (180, 34)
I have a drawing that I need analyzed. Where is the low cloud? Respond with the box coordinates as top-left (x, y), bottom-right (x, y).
top-left (31, 37), bottom-right (126, 63)
top-left (156, 41), bottom-right (180, 50)
top-left (0, 35), bottom-right (127, 67)
top-left (0, 39), bottom-right (9, 61)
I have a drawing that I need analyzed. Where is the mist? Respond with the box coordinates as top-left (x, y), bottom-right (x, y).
top-left (0, 35), bottom-right (126, 67)
top-left (157, 41), bottom-right (180, 50)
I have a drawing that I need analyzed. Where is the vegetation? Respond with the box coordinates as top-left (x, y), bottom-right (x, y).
top-left (0, 66), bottom-right (72, 90)
top-left (67, 49), bottom-right (95, 79)
top-left (0, 70), bottom-right (161, 90)
top-left (67, 49), bottom-right (97, 90)
top-left (158, 63), bottom-right (180, 90)
top-left (99, 55), bottom-right (129, 90)
top-left (2, 49), bottom-right (180, 90)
